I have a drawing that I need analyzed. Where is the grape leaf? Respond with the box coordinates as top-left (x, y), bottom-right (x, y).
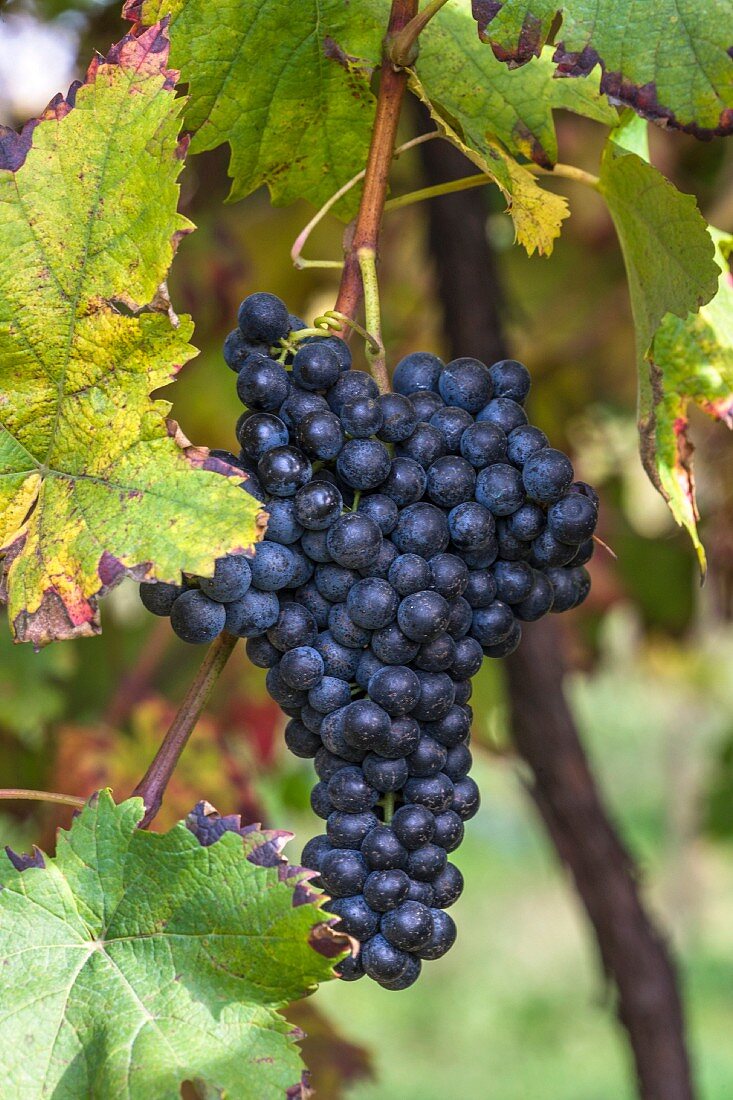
top-left (644, 232), bottom-right (733, 571)
top-left (125, 0), bottom-right (609, 221)
top-left (0, 792), bottom-right (344, 1099)
top-left (124, 0), bottom-right (387, 213)
top-left (598, 137), bottom-right (721, 566)
top-left (471, 0), bottom-right (733, 138)
top-left (409, 72), bottom-right (569, 256)
top-left (418, 7), bottom-right (615, 170)
top-left (0, 24), bottom-right (265, 646)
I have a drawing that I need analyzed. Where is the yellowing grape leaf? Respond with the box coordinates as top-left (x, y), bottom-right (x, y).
top-left (644, 231), bottom-right (733, 571)
top-left (410, 72), bottom-right (569, 256)
top-left (0, 25), bottom-right (265, 646)
top-left (598, 134), bottom-right (721, 567)
top-left (0, 792), bottom-right (345, 1099)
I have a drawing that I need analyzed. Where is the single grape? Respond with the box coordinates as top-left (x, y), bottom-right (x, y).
top-left (279, 646), bottom-right (324, 690)
top-left (257, 445), bottom-right (312, 497)
top-left (237, 291), bottom-right (290, 344)
top-left (361, 825), bottom-right (408, 870)
top-left (319, 848), bottom-right (369, 896)
top-left (361, 934), bottom-right (412, 983)
top-left (380, 900), bottom-right (434, 951)
top-left (477, 397), bottom-right (528, 434)
top-left (296, 409), bottom-right (345, 461)
top-left (347, 578), bottom-right (400, 630)
top-left (199, 556), bottom-right (252, 602)
top-left (379, 457), bottom-right (428, 507)
top-left (292, 341), bottom-right (341, 391)
top-left (170, 590), bottom-right (226, 644)
top-left (326, 895), bottom-right (380, 940)
top-left (488, 359), bottom-right (531, 403)
top-left (293, 481), bottom-right (343, 530)
top-left (327, 811), bottom-right (379, 849)
top-left (139, 580), bottom-right (184, 617)
top-left (392, 351), bottom-right (443, 395)
top-left (363, 869), bottom-right (411, 912)
top-left (237, 412), bottom-right (289, 461)
top-left (430, 406), bottom-right (474, 452)
top-left (341, 396), bottom-right (384, 438)
top-left (225, 588), bottom-right (280, 637)
top-left (438, 357), bottom-right (492, 413)
top-left (236, 356), bottom-right (290, 412)
top-left (326, 514), bottom-right (383, 570)
top-left (397, 423), bottom-right (446, 469)
top-left (522, 447), bottom-right (574, 503)
top-left (377, 393), bottom-right (418, 442)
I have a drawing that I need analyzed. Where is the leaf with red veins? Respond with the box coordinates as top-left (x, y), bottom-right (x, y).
top-left (0, 23), bottom-right (264, 645)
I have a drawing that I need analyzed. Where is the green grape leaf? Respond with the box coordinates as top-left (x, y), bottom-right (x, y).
top-left (544, 53), bottom-right (618, 126)
top-left (418, 8), bottom-right (615, 171)
top-left (644, 232), bottom-right (733, 571)
top-left (409, 72), bottom-right (569, 256)
top-left (0, 792), bottom-right (344, 1099)
top-left (598, 138), bottom-right (721, 566)
top-left (0, 25), bottom-right (265, 646)
top-left (125, 1), bottom-right (609, 218)
top-left (124, 0), bottom-right (387, 214)
top-left (471, 0), bottom-right (733, 138)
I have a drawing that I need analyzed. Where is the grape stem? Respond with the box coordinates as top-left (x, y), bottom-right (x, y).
top-left (0, 789), bottom-right (87, 809)
top-left (530, 162), bottom-right (600, 189)
top-left (388, 0), bottom-right (452, 66)
top-left (358, 248), bottom-right (389, 393)
top-left (382, 791), bottom-right (395, 824)
top-left (334, 0), bottom-right (420, 362)
top-left (290, 133), bottom-right (439, 271)
top-left (132, 631), bottom-right (239, 828)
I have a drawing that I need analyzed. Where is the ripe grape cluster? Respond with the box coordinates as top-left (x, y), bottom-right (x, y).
top-left (139, 291), bottom-right (597, 989)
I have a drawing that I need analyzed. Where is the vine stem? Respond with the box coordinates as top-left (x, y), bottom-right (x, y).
top-left (389, 0), bottom-right (452, 66)
top-left (0, 789), bottom-right (87, 809)
top-left (334, 0), bottom-right (420, 342)
top-left (132, 632), bottom-right (239, 828)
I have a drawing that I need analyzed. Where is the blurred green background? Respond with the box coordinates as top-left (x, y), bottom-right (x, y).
top-left (2, 3), bottom-right (733, 1097)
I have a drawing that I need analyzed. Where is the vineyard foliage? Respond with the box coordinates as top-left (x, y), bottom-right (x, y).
top-left (0, 0), bottom-right (732, 1094)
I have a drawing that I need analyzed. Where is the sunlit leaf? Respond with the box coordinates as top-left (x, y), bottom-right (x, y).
top-left (0, 792), bottom-right (343, 1099)
top-left (0, 25), bottom-right (264, 645)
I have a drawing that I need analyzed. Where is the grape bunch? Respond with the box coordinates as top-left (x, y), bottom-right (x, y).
top-left (139, 291), bottom-right (598, 989)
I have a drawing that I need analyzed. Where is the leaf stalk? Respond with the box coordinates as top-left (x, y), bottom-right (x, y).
top-left (0, 789), bottom-right (87, 809)
top-left (132, 631), bottom-right (239, 828)
top-left (388, 0), bottom-right (452, 67)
